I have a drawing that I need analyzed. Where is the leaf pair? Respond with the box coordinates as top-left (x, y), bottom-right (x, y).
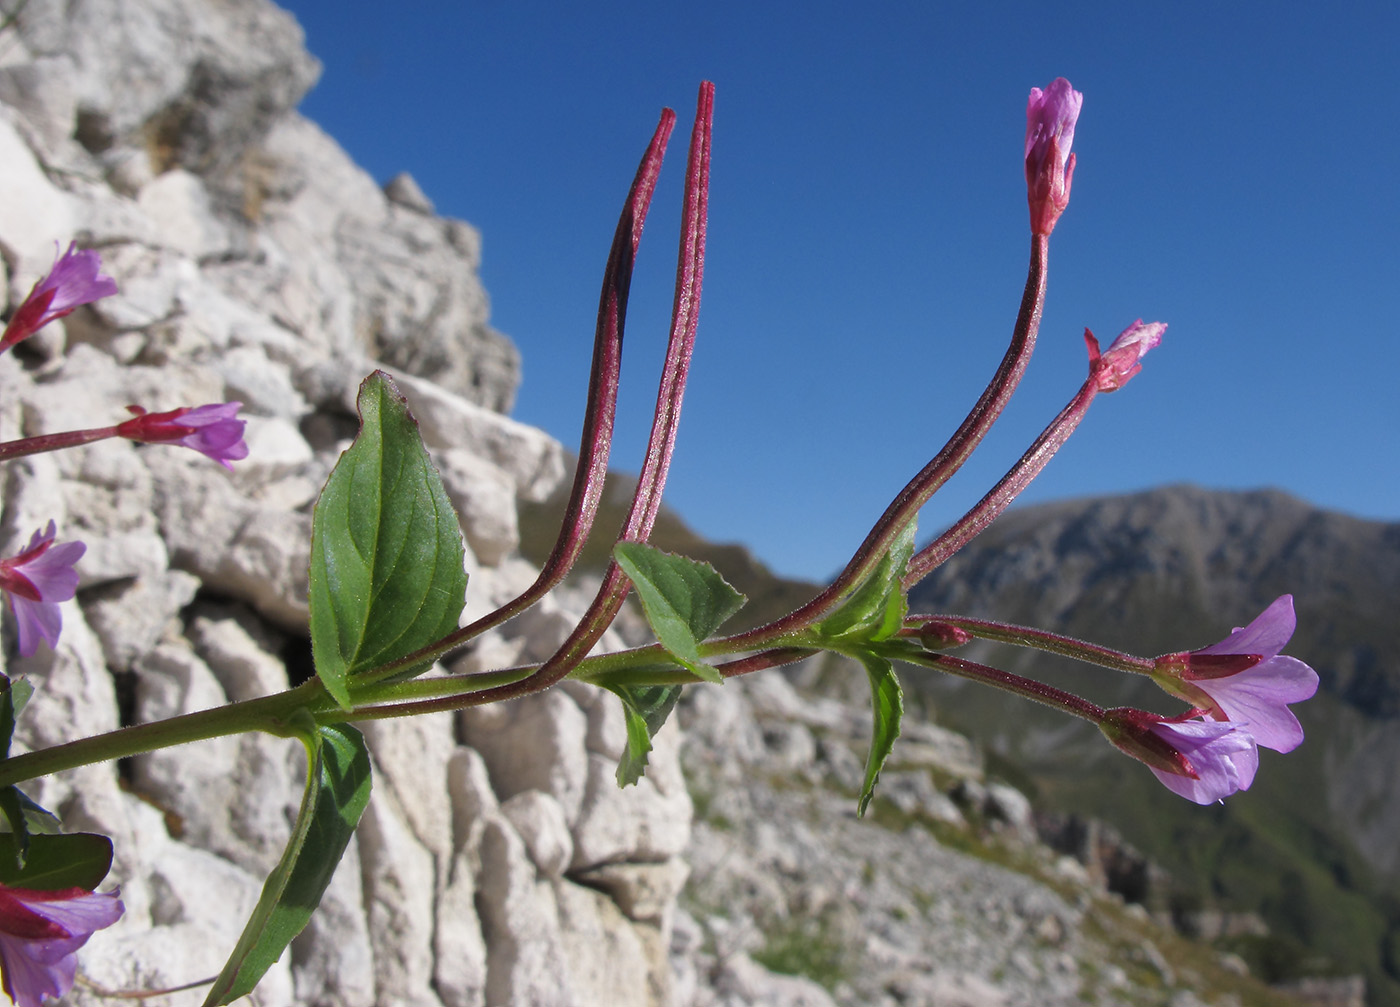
top-left (814, 522), bottom-right (917, 817)
top-left (607, 544), bottom-right (746, 785)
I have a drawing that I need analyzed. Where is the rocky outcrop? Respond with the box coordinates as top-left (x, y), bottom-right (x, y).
top-left (0, 2), bottom-right (685, 1004)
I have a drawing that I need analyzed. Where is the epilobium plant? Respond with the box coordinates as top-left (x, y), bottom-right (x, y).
top-left (0, 78), bottom-right (1318, 1004)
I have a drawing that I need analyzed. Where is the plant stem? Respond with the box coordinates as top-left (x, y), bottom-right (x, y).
top-left (903, 374), bottom-right (1097, 585)
top-left (908, 615), bottom-right (1154, 674)
top-left (0, 680), bottom-right (327, 787)
top-left (353, 103), bottom-right (678, 685)
top-left (0, 425), bottom-right (119, 460)
top-left (719, 231), bottom-right (1050, 649)
top-left (903, 650), bottom-right (1106, 724)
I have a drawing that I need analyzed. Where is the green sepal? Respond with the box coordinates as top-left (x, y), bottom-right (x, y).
top-left (856, 655), bottom-right (903, 818)
top-left (606, 684), bottom-right (684, 787)
top-left (613, 543), bottom-right (746, 684)
top-left (204, 721), bottom-right (372, 1006)
top-left (309, 371), bottom-right (468, 708)
top-left (816, 520), bottom-right (916, 644)
top-left (0, 832), bottom-right (112, 890)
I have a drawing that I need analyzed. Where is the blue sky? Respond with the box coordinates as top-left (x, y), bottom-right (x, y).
top-left (279, 1), bottom-right (1399, 582)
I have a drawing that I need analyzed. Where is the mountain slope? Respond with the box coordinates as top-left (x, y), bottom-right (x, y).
top-left (905, 484), bottom-right (1400, 1004)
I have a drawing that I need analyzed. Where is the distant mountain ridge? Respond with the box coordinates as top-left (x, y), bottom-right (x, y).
top-left (904, 484), bottom-right (1400, 1005)
top-left (909, 483), bottom-right (1400, 717)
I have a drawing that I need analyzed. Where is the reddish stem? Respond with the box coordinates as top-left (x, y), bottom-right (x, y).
top-left (522, 81), bottom-right (715, 691)
top-left (0, 426), bottom-right (119, 460)
top-left (722, 232), bottom-right (1050, 649)
top-left (906, 650), bottom-right (1107, 724)
top-left (365, 105), bottom-right (678, 684)
top-left (903, 374), bottom-right (1097, 586)
top-left (903, 614), bottom-right (1153, 674)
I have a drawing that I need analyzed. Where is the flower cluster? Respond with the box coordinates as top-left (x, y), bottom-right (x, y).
top-left (0, 246), bottom-right (250, 658)
top-left (1099, 596), bottom-right (1319, 804)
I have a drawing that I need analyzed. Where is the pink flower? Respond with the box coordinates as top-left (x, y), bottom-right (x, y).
top-left (0, 243), bottom-right (118, 354)
top-left (0, 884), bottom-right (122, 1007)
top-left (1101, 707), bottom-right (1259, 805)
top-left (0, 523), bottom-right (85, 658)
top-left (1025, 78), bottom-right (1083, 236)
top-left (115, 402), bottom-right (249, 470)
top-left (1085, 319), bottom-right (1166, 391)
top-left (1154, 595), bottom-right (1319, 753)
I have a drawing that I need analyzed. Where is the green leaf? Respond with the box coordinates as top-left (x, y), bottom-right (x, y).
top-left (606, 684), bottom-right (684, 787)
top-left (0, 679), bottom-right (51, 864)
top-left (0, 676), bottom-right (32, 760)
top-left (613, 543), bottom-right (746, 684)
top-left (856, 656), bottom-right (903, 818)
top-left (0, 832), bottom-right (112, 889)
top-left (816, 520), bottom-right (916, 644)
top-left (204, 723), bottom-right (372, 1006)
top-left (309, 371), bottom-right (468, 708)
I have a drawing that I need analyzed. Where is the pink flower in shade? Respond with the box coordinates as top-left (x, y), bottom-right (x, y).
top-left (1101, 707), bottom-right (1259, 805)
top-left (0, 243), bottom-right (118, 354)
top-left (1085, 319), bottom-right (1166, 392)
top-left (1153, 595), bottom-right (1320, 753)
top-left (0, 523), bottom-right (85, 658)
top-left (115, 402), bottom-right (249, 470)
top-left (0, 884), bottom-right (123, 1007)
top-left (1025, 78), bottom-right (1083, 236)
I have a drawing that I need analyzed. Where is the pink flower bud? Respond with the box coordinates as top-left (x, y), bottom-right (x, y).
top-left (1084, 320), bottom-right (1165, 391)
top-left (1025, 78), bottom-right (1082, 236)
top-left (917, 619), bottom-right (973, 649)
top-left (116, 402), bottom-right (249, 470)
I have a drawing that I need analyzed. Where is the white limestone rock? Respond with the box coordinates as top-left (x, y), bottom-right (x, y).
top-left (290, 840), bottom-right (378, 1007)
top-left (500, 789), bottom-right (574, 880)
top-left (83, 570), bottom-right (202, 671)
top-left (475, 815), bottom-right (570, 1007)
top-left (434, 842), bottom-right (489, 1007)
top-left (357, 794), bottom-right (445, 1007)
top-left (459, 689), bottom-right (590, 824)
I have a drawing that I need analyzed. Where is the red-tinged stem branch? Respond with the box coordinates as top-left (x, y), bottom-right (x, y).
top-left (902, 615), bottom-right (1153, 674)
top-left (720, 232), bottom-right (1050, 649)
top-left (903, 650), bottom-right (1107, 724)
top-left (358, 106), bottom-right (678, 685)
top-left (903, 374), bottom-right (1097, 586)
top-left (495, 81), bottom-right (715, 697)
top-left (0, 425), bottom-right (119, 460)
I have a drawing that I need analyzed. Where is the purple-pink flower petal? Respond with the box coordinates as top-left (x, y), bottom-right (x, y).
top-left (0, 523), bottom-right (85, 658)
top-left (115, 401), bottom-right (248, 470)
top-left (0, 243), bottom-right (118, 354)
top-left (1156, 595), bottom-right (1320, 754)
top-left (173, 402), bottom-right (249, 469)
top-left (1196, 594), bottom-right (1297, 661)
top-left (1145, 718), bottom-right (1259, 805)
top-left (0, 885), bottom-right (123, 1007)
